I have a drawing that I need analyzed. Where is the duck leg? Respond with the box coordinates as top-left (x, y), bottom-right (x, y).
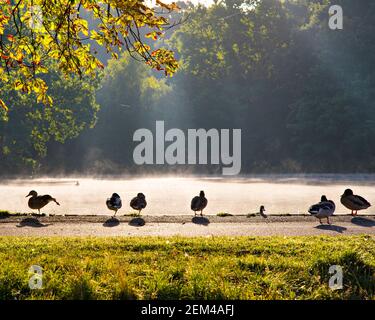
top-left (327, 217), bottom-right (331, 225)
top-left (319, 218), bottom-right (322, 224)
top-left (113, 209), bottom-right (117, 218)
top-left (194, 211), bottom-right (197, 216)
top-left (200, 210), bottom-right (203, 217)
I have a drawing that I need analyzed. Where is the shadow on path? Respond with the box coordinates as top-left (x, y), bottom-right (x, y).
top-left (314, 224), bottom-right (347, 233)
top-left (16, 218), bottom-right (51, 228)
top-left (192, 216), bottom-right (210, 226)
top-left (351, 217), bottom-right (375, 228)
top-left (103, 217), bottom-right (120, 227)
top-left (129, 217), bottom-right (145, 227)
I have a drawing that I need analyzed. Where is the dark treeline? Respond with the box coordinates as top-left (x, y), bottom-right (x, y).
top-left (1, 0), bottom-right (375, 176)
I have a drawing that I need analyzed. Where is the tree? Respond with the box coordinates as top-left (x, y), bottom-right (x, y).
top-left (0, 62), bottom-right (100, 174)
top-left (0, 0), bottom-right (179, 111)
top-left (71, 52), bottom-right (171, 173)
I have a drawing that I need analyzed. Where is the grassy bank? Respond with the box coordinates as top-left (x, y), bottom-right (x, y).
top-left (0, 236), bottom-right (374, 300)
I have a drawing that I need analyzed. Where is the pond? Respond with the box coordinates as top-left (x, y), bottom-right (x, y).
top-left (1, 175), bottom-right (374, 216)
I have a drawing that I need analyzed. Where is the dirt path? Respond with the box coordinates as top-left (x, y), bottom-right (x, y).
top-left (0, 215), bottom-right (374, 237)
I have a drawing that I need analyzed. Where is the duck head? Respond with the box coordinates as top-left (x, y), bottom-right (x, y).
top-left (260, 205), bottom-right (265, 213)
top-left (111, 193), bottom-right (121, 199)
top-left (26, 190), bottom-right (37, 198)
top-left (321, 195), bottom-right (328, 202)
top-left (137, 193), bottom-right (145, 199)
top-left (199, 191), bottom-right (205, 197)
top-left (342, 189), bottom-right (353, 197)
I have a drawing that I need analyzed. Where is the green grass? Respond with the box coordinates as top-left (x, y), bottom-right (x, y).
top-left (124, 212), bottom-right (142, 217)
top-left (247, 213), bottom-right (257, 217)
top-left (0, 211), bottom-right (10, 217)
top-left (0, 211), bottom-right (46, 217)
top-left (216, 212), bottom-right (233, 217)
top-left (0, 236), bottom-right (374, 300)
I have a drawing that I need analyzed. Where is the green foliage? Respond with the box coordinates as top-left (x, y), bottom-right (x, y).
top-left (0, 236), bottom-right (374, 300)
top-left (0, 63), bottom-right (100, 173)
top-left (4, 0), bottom-right (375, 174)
top-left (217, 212), bottom-right (233, 217)
top-left (163, 0), bottom-right (375, 173)
top-left (63, 52), bottom-right (173, 174)
top-left (0, 0), bottom-right (179, 111)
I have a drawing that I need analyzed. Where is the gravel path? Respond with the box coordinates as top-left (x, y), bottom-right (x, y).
top-left (0, 215), bottom-right (374, 237)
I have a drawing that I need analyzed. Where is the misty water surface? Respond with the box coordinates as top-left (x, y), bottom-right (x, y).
top-left (1, 175), bottom-right (375, 216)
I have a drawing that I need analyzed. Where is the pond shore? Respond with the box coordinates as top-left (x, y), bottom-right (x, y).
top-left (0, 213), bottom-right (374, 223)
top-left (0, 214), bottom-right (374, 236)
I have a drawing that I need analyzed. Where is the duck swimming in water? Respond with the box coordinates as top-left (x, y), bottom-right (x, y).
top-left (106, 193), bottom-right (122, 217)
top-left (308, 195), bottom-right (335, 224)
top-left (130, 193), bottom-right (147, 215)
top-left (26, 190), bottom-right (60, 215)
top-left (341, 189), bottom-right (371, 216)
top-left (191, 191), bottom-right (208, 216)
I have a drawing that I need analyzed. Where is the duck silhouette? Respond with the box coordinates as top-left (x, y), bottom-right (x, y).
top-left (130, 193), bottom-right (147, 215)
top-left (106, 193), bottom-right (122, 217)
top-left (259, 205), bottom-right (267, 218)
top-left (26, 190), bottom-right (60, 215)
top-left (308, 195), bottom-right (335, 224)
top-left (191, 191), bottom-right (208, 216)
top-left (341, 189), bottom-right (371, 216)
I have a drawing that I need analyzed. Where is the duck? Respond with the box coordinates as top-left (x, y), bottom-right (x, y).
top-left (130, 193), bottom-right (147, 215)
top-left (308, 195), bottom-right (335, 224)
top-left (106, 193), bottom-right (122, 217)
top-left (26, 190), bottom-right (60, 215)
top-left (191, 191), bottom-right (208, 216)
top-left (259, 205), bottom-right (267, 218)
top-left (340, 189), bottom-right (371, 216)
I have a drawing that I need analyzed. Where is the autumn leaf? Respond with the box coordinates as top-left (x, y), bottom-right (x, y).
top-left (0, 0), bottom-right (179, 110)
top-left (0, 98), bottom-right (8, 111)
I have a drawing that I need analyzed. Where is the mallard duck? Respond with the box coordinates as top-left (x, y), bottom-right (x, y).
top-left (259, 205), bottom-right (267, 218)
top-left (341, 189), bottom-right (371, 215)
top-left (191, 191), bottom-right (208, 216)
top-left (130, 193), bottom-right (147, 215)
top-left (106, 193), bottom-right (122, 217)
top-left (26, 190), bottom-right (60, 215)
top-left (308, 195), bottom-right (335, 224)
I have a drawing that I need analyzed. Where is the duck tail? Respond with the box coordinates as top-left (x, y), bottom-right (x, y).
top-left (308, 205), bottom-right (319, 215)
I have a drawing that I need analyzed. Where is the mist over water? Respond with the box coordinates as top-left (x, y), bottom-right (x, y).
top-left (1, 175), bottom-right (375, 216)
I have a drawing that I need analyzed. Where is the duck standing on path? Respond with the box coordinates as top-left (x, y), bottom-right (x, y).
top-left (26, 190), bottom-right (60, 215)
top-left (340, 189), bottom-right (371, 216)
top-left (191, 191), bottom-right (208, 216)
top-left (259, 205), bottom-right (267, 218)
top-left (308, 195), bottom-right (335, 224)
top-left (106, 193), bottom-right (122, 217)
top-left (130, 193), bottom-right (147, 215)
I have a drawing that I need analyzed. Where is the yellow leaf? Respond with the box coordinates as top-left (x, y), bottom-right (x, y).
top-left (0, 99), bottom-right (8, 111)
